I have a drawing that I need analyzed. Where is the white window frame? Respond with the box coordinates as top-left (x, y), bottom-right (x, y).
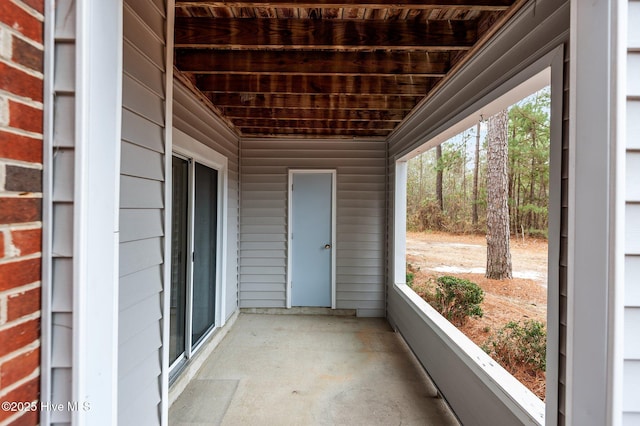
top-left (168, 128), bottom-right (229, 373)
top-left (393, 46), bottom-right (564, 424)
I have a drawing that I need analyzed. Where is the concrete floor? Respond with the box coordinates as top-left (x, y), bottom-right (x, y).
top-left (169, 313), bottom-right (459, 426)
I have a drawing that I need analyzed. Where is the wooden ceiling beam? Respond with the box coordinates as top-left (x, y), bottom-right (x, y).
top-left (175, 18), bottom-right (477, 51)
top-left (175, 1), bottom-right (514, 11)
top-left (239, 127), bottom-right (390, 137)
top-left (175, 50), bottom-right (450, 76)
top-left (195, 74), bottom-right (439, 96)
top-left (208, 93), bottom-right (420, 109)
top-left (221, 107), bottom-right (407, 121)
top-left (231, 118), bottom-right (397, 130)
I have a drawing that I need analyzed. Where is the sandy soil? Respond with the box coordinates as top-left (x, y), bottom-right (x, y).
top-left (406, 231), bottom-right (548, 399)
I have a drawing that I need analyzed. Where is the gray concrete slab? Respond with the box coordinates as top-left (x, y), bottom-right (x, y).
top-left (169, 313), bottom-right (459, 426)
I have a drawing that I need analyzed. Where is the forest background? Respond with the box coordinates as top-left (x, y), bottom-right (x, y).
top-left (406, 87), bottom-right (551, 239)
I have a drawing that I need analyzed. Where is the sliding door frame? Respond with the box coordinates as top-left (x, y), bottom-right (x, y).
top-left (169, 128), bottom-right (228, 376)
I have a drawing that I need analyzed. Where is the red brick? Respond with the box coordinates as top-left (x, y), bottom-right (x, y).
top-left (0, 2), bottom-right (42, 43)
top-left (17, 0), bottom-right (44, 14)
top-left (4, 166), bottom-right (42, 193)
top-left (0, 131), bottom-right (42, 163)
top-left (0, 319), bottom-right (39, 359)
top-left (0, 258), bottom-right (41, 292)
top-left (0, 348), bottom-right (39, 389)
top-left (0, 377), bottom-right (39, 423)
top-left (0, 232), bottom-right (4, 258)
top-left (10, 229), bottom-right (41, 257)
top-left (11, 37), bottom-right (43, 73)
top-left (0, 62), bottom-right (43, 102)
top-left (8, 101), bottom-right (42, 135)
top-left (7, 409), bottom-right (38, 426)
top-left (0, 198), bottom-right (41, 225)
top-left (7, 287), bottom-right (40, 321)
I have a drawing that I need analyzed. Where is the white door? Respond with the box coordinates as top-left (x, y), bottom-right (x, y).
top-left (289, 171), bottom-right (335, 307)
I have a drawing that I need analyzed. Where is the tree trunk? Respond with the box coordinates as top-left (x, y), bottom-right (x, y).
top-left (436, 144), bottom-right (444, 212)
top-left (528, 131), bottom-right (537, 233)
top-left (462, 135), bottom-right (467, 202)
top-left (485, 109), bottom-right (512, 280)
top-left (472, 122), bottom-right (480, 226)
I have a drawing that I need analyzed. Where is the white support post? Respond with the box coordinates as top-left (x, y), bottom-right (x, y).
top-left (73, 1), bottom-right (122, 424)
top-left (393, 161), bottom-right (408, 285)
top-left (567, 0), bottom-right (625, 424)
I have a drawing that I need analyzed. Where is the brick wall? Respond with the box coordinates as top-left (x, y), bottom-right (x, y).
top-left (0, 1), bottom-right (44, 425)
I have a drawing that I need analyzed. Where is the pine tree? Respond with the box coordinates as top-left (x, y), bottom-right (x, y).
top-left (485, 109), bottom-right (512, 279)
top-left (472, 121), bottom-right (481, 227)
top-left (436, 144), bottom-right (444, 212)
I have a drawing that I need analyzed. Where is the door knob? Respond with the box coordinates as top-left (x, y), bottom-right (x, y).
top-left (324, 244), bottom-right (331, 249)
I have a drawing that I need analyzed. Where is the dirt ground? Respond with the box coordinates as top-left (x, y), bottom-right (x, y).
top-left (406, 231), bottom-right (548, 399)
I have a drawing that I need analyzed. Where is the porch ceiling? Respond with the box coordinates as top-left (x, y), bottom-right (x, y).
top-left (174, 0), bottom-right (525, 138)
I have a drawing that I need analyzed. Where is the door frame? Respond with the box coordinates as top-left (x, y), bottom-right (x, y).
top-left (287, 169), bottom-right (337, 309)
top-left (169, 128), bottom-right (228, 375)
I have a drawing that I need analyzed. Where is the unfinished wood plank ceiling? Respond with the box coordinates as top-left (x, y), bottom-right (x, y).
top-left (174, 0), bottom-right (524, 138)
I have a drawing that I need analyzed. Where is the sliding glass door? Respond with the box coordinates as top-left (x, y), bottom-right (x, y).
top-left (170, 156), bottom-right (220, 371)
top-left (170, 156), bottom-right (189, 366)
top-left (192, 163), bottom-right (218, 346)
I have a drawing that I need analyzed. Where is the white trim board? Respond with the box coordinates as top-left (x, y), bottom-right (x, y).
top-left (73, 1), bottom-right (123, 424)
top-left (567, 0), bottom-right (625, 423)
top-left (287, 169), bottom-right (337, 309)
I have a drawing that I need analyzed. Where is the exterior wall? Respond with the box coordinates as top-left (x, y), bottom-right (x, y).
top-left (41, 0), bottom-right (75, 423)
top-left (557, 40), bottom-right (570, 426)
top-left (386, 0), bottom-right (569, 424)
top-left (624, 1), bottom-right (640, 423)
top-left (173, 81), bottom-right (240, 320)
top-left (118, 0), bottom-right (168, 424)
top-left (240, 138), bottom-right (386, 317)
top-left (0, 1), bottom-right (44, 425)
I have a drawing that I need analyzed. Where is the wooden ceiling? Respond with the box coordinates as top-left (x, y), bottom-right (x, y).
top-left (174, 0), bottom-right (524, 138)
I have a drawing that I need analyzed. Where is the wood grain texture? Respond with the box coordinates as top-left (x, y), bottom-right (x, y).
top-left (175, 18), bottom-right (477, 50)
top-left (176, 0), bottom-right (513, 10)
top-left (175, 50), bottom-right (451, 76)
top-left (174, 0), bottom-right (521, 137)
top-left (221, 107), bottom-right (407, 120)
top-left (207, 93), bottom-right (420, 109)
top-left (196, 75), bottom-right (438, 95)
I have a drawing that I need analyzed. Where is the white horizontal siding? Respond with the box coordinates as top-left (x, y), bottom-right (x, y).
top-left (51, 313), bottom-right (72, 368)
top-left (51, 259), bottom-right (72, 311)
top-left (173, 80), bottom-right (240, 321)
top-left (50, 368), bottom-right (72, 423)
top-left (53, 43), bottom-right (75, 93)
top-left (119, 209), bottom-right (164, 243)
top-left (119, 0), bottom-right (166, 424)
top-left (121, 141), bottom-right (164, 181)
top-left (119, 266), bottom-right (163, 311)
top-left (122, 109), bottom-right (164, 153)
top-left (626, 256), bottom-right (640, 306)
top-left (623, 361), bottom-right (640, 413)
top-left (47, 1), bottom-right (77, 417)
top-left (240, 139), bottom-right (386, 315)
top-left (624, 1), bottom-right (640, 420)
top-left (52, 149), bottom-right (74, 201)
top-left (53, 95), bottom-right (75, 147)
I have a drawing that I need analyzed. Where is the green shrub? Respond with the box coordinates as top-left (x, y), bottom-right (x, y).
top-left (406, 272), bottom-right (415, 288)
top-left (406, 263), bottom-right (419, 288)
top-left (432, 276), bottom-right (484, 326)
top-left (482, 320), bottom-right (547, 372)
